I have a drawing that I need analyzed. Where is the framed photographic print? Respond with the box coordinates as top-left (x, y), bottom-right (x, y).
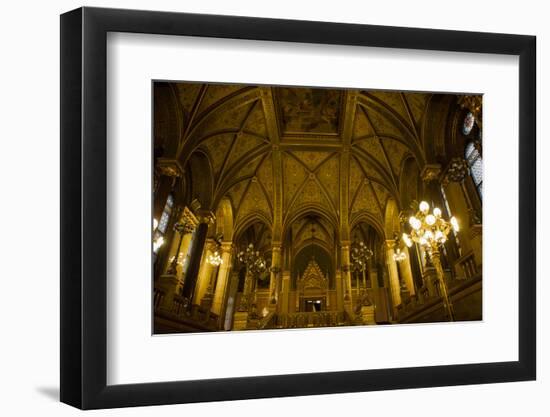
top-left (60, 6), bottom-right (536, 409)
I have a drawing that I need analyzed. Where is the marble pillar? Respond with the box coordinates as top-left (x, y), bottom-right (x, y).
top-left (212, 243), bottom-right (233, 317)
top-left (385, 241), bottom-right (402, 308)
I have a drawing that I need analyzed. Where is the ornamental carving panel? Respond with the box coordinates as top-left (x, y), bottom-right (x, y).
top-left (297, 259), bottom-right (329, 291)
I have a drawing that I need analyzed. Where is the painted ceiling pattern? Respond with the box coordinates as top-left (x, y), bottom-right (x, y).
top-left (168, 82), bottom-right (434, 234)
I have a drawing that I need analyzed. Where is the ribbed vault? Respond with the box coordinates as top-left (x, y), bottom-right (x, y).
top-left (159, 82), bottom-right (437, 241)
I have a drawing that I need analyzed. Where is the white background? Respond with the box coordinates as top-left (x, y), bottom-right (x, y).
top-left (0, 0), bottom-right (546, 415)
top-left (108, 33), bottom-right (518, 384)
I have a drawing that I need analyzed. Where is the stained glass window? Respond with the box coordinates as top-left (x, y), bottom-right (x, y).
top-left (153, 194), bottom-right (174, 255)
top-left (462, 111), bottom-right (475, 135)
top-left (465, 142), bottom-right (482, 198)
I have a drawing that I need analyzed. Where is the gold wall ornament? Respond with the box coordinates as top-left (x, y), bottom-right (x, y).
top-left (458, 95), bottom-right (483, 124)
top-left (156, 158), bottom-right (185, 178)
top-left (442, 157), bottom-right (469, 184)
top-left (420, 164), bottom-right (442, 183)
top-left (298, 258), bottom-right (329, 291)
top-left (402, 200), bottom-right (459, 321)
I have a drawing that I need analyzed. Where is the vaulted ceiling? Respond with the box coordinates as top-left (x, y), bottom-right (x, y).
top-left (160, 82), bottom-right (441, 240)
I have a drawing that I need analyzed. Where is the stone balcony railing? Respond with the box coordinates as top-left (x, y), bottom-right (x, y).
top-left (154, 287), bottom-right (220, 332)
top-left (397, 272), bottom-right (482, 323)
top-left (275, 311), bottom-right (349, 329)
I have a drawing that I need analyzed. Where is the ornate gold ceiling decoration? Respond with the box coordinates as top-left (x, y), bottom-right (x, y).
top-left (163, 82), bottom-right (440, 236)
top-left (274, 87), bottom-right (342, 137)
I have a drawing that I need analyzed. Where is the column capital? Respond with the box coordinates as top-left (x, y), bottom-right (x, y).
top-left (457, 95), bottom-right (482, 121)
top-left (441, 157), bottom-right (469, 185)
top-left (197, 210), bottom-right (216, 225)
top-left (204, 238), bottom-right (218, 252)
top-left (420, 164), bottom-right (442, 183)
top-left (220, 242), bottom-right (233, 253)
top-left (156, 158), bottom-right (184, 178)
top-left (180, 206), bottom-right (199, 230)
top-left (271, 244), bottom-right (282, 252)
top-left (385, 239), bottom-right (397, 250)
top-left (270, 266), bottom-right (281, 274)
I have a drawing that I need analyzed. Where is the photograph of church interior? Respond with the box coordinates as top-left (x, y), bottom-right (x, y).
top-left (152, 81), bottom-right (482, 334)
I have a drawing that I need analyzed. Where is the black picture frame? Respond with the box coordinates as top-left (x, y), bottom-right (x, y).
top-left (60, 6), bottom-right (536, 410)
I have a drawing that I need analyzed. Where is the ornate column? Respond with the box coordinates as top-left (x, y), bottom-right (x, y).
top-left (398, 246), bottom-right (416, 296)
top-left (181, 211), bottom-right (215, 304)
top-left (193, 238), bottom-right (216, 305)
top-left (442, 158), bottom-right (482, 271)
top-left (163, 207), bottom-right (198, 278)
top-left (335, 270), bottom-right (344, 311)
top-left (280, 270), bottom-right (291, 315)
top-left (153, 158), bottom-right (184, 220)
top-left (268, 244), bottom-right (282, 311)
top-left (156, 209), bottom-right (197, 312)
top-left (340, 242), bottom-right (352, 305)
top-left (212, 242), bottom-right (233, 318)
top-left (224, 271), bottom-right (240, 330)
top-left (385, 240), bottom-right (402, 309)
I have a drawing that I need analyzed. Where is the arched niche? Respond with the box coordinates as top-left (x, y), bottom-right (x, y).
top-left (283, 203), bottom-right (339, 241)
top-left (153, 82), bottom-right (182, 158)
top-left (399, 156), bottom-right (422, 210)
top-left (233, 218), bottom-right (272, 290)
top-left (421, 94), bottom-right (456, 162)
top-left (215, 197), bottom-right (234, 242)
top-left (186, 150), bottom-right (214, 210)
top-left (383, 197), bottom-right (401, 241)
top-left (350, 221), bottom-right (384, 288)
top-left (283, 210), bottom-right (337, 278)
top-left (292, 244), bottom-right (334, 290)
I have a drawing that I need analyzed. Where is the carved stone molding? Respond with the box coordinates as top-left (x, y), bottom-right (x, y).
top-left (442, 158), bottom-right (469, 184)
top-left (180, 206), bottom-right (199, 231)
top-left (156, 158), bottom-right (184, 178)
top-left (420, 163), bottom-right (442, 183)
top-left (270, 266), bottom-right (281, 274)
top-left (458, 95), bottom-right (482, 123)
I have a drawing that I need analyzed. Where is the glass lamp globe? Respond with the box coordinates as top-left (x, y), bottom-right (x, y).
top-left (409, 216), bottom-right (421, 230)
top-left (419, 201), bottom-right (430, 213)
top-left (425, 214), bottom-right (436, 226)
top-left (402, 233), bottom-right (413, 247)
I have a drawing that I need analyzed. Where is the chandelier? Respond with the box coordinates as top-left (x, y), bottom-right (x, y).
top-left (351, 240), bottom-right (374, 307)
top-left (207, 250), bottom-right (223, 266)
top-left (392, 247), bottom-right (406, 262)
top-left (402, 200), bottom-right (459, 321)
top-left (351, 241), bottom-right (373, 273)
top-left (237, 243), bottom-right (267, 313)
top-left (238, 243), bottom-right (267, 277)
top-left (402, 201), bottom-right (459, 250)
